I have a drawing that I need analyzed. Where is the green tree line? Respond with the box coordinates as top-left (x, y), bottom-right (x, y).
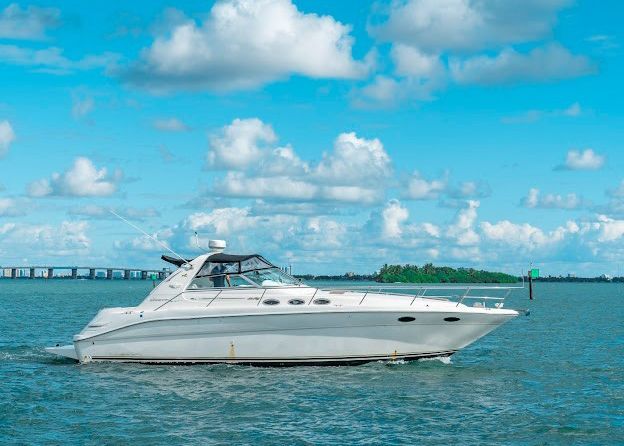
top-left (375, 263), bottom-right (518, 284)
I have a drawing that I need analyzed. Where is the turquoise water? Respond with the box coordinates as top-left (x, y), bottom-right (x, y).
top-left (1, 281), bottom-right (622, 445)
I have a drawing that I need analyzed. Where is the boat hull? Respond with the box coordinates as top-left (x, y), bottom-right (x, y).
top-left (70, 310), bottom-right (516, 365)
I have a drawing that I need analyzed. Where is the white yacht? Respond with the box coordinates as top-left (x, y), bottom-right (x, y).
top-left (46, 240), bottom-right (521, 365)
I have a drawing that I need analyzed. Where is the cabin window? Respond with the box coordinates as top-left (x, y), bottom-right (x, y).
top-left (444, 317), bottom-right (460, 322)
top-left (313, 298), bottom-right (331, 305)
top-left (398, 316), bottom-right (416, 322)
top-left (288, 299), bottom-right (305, 305)
top-left (188, 274), bottom-right (254, 289)
top-left (263, 299), bottom-right (280, 305)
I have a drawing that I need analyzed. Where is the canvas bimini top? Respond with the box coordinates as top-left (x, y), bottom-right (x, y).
top-left (162, 252), bottom-right (298, 287)
top-left (196, 254), bottom-right (275, 277)
top-left (161, 253), bottom-right (276, 276)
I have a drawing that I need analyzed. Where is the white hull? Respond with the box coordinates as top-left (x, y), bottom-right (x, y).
top-left (55, 309), bottom-right (516, 365)
top-left (46, 248), bottom-right (522, 366)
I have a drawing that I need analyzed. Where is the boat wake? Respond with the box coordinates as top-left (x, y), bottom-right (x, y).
top-left (382, 355), bottom-right (452, 366)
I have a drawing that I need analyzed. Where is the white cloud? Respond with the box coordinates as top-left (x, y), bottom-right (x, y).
top-left (381, 199), bottom-right (409, 239)
top-left (0, 44), bottom-right (120, 75)
top-left (403, 171), bottom-right (447, 200)
top-left (0, 3), bottom-right (60, 40)
top-left (447, 200), bottom-right (480, 246)
top-left (374, 0), bottom-right (570, 53)
top-left (153, 117), bottom-right (190, 132)
top-left (361, 2), bottom-right (589, 106)
top-left (315, 132), bottom-right (391, 185)
top-left (124, 0), bottom-right (370, 92)
top-left (215, 172), bottom-right (318, 201)
top-left (480, 219), bottom-right (581, 253)
top-left (523, 188), bottom-right (584, 210)
top-left (450, 44), bottom-right (595, 85)
top-left (320, 185), bottom-right (382, 204)
top-left (0, 221), bottom-right (90, 257)
top-left (0, 197), bottom-right (27, 216)
top-left (0, 119), bottom-right (16, 158)
top-left (595, 215), bottom-right (624, 242)
top-left (27, 157), bottom-right (123, 197)
top-left (391, 44), bottom-right (444, 78)
top-left (355, 49), bottom-right (446, 107)
top-left (114, 227), bottom-right (175, 253)
top-left (559, 148), bottom-right (605, 171)
top-left (207, 118), bottom-right (277, 170)
top-left (207, 118), bottom-right (391, 205)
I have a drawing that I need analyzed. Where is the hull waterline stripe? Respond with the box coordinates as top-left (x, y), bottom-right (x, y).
top-left (88, 350), bottom-right (457, 366)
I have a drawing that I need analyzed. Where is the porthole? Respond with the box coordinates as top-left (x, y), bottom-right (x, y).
top-left (398, 316), bottom-right (415, 322)
top-left (288, 299), bottom-right (305, 305)
top-left (263, 299), bottom-right (280, 306)
top-left (444, 316), bottom-right (460, 322)
top-left (313, 298), bottom-right (331, 305)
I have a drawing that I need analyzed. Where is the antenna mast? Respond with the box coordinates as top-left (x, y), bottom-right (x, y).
top-left (108, 209), bottom-right (191, 268)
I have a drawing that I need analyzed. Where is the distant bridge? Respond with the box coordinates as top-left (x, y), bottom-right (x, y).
top-left (0, 265), bottom-right (172, 280)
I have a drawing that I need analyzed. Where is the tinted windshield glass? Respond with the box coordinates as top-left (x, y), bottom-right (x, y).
top-left (243, 268), bottom-right (299, 286)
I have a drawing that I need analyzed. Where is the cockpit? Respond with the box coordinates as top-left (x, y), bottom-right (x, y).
top-left (184, 253), bottom-right (300, 289)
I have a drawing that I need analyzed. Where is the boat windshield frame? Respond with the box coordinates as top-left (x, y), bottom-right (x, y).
top-left (187, 254), bottom-right (301, 289)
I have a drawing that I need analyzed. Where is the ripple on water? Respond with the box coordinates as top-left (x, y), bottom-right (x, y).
top-left (1, 281), bottom-right (623, 445)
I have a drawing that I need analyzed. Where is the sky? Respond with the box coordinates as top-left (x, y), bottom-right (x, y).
top-left (0, 0), bottom-right (623, 276)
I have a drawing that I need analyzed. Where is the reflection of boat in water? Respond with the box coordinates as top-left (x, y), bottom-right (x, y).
top-left (47, 240), bottom-right (520, 366)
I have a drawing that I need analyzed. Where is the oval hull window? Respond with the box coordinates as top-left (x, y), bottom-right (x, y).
top-left (398, 316), bottom-right (415, 322)
top-left (444, 316), bottom-right (460, 322)
top-left (313, 298), bottom-right (331, 305)
top-left (263, 299), bottom-right (280, 306)
top-left (288, 299), bottom-right (305, 305)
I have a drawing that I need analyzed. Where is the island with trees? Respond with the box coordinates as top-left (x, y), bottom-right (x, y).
top-left (295, 263), bottom-right (519, 283)
top-left (374, 263), bottom-right (519, 284)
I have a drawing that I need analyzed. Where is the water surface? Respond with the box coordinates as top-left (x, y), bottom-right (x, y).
top-left (1, 281), bottom-right (622, 445)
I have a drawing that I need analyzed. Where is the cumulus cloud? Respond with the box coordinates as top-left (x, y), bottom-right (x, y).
top-left (522, 188), bottom-right (584, 210)
top-left (207, 118), bottom-right (277, 170)
top-left (481, 220), bottom-right (566, 249)
top-left (403, 171), bottom-right (447, 200)
top-left (360, 1), bottom-right (590, 106)
top-left (355, 46), bottom-right (446, 107)
top-left (373, 0), bottom-right (570, 53)
top-left (380, 199), bottom-right (409, 239)
top-left (27, 157), bottom-right (123, 197)
top-left (0, 220), bottom-right (90, 258)
top-left (450, 44), bottom-right (595, 85)
top-left (123, 0), bottom-right (370, 92)
top-left (557, 148), bottom-right (605, 171)
top-left (0, 119), bottom-right (15, 158)
top-left (207, 118), bottom-right (391, 205)
top-left (153, 117), bottom-right (190, 132)
top-left (314, 132), bottom-right (391, 185)
top-left (0, 3), bottom-right (60, 40)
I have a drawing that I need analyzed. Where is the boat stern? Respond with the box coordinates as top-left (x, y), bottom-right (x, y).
top-left (45, 344), bottom-right (78, 361)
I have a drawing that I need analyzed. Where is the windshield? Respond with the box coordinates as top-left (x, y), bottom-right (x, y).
top-left (243, 268), bottom-right (299, 287)
top-left (188, 267), bottom-right (299, 289)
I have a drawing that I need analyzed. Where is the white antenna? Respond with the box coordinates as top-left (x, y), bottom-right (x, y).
top-left (194, 231), bottom-right (208, 251)
top-left (109, 209), bottom-right (191, 268)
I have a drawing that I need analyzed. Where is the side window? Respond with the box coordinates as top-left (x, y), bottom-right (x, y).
top-left (188, 277), bottom-right (215, 289)
top-left (229, 275), bottom-right (252, 287)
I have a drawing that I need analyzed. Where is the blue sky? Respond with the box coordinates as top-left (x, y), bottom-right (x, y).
top-left (0, 0), bottom-right (623, 275)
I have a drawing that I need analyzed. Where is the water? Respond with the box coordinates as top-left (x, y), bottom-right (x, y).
top-left (1, 281), bottom-right (622, 445)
